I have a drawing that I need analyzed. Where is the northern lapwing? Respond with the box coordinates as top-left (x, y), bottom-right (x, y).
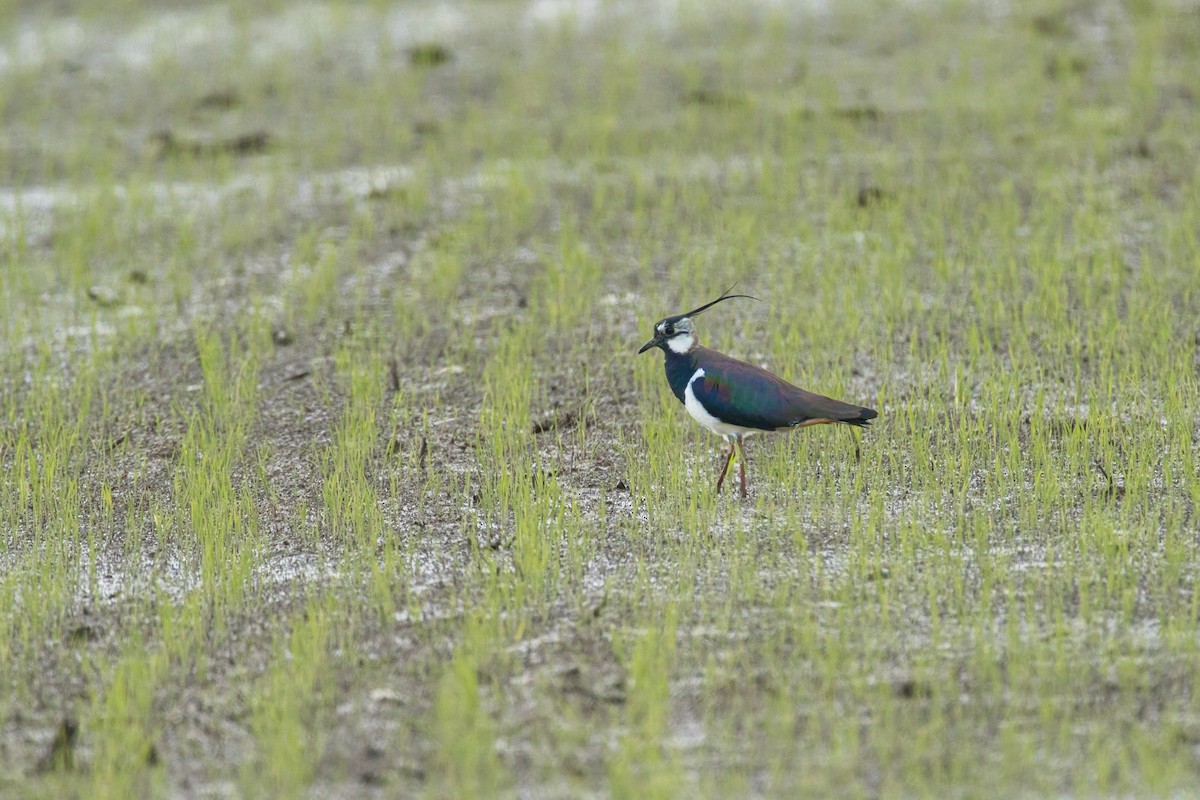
top-left (638, 288), bottom-right (877, 497)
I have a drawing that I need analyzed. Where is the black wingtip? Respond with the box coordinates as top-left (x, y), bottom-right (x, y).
top-left (842, 406), bottom-right (877, 427)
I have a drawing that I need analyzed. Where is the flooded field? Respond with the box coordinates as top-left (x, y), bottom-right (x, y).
top-left (2, 1), bottom-right (1199, 797)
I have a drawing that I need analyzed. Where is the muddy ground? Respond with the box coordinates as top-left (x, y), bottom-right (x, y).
top-left (3, 1), bottom-right (1200, 798)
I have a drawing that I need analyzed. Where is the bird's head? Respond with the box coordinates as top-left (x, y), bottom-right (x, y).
top-left (639, 314), bottom-right (698, 355)
top-left (638, 286), bottom-right (759, 356)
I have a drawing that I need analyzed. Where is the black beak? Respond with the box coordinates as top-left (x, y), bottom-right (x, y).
top-left (638, 337), bottom-right (661, 354)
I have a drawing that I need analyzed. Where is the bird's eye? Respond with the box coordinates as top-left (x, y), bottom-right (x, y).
top-left (665, 324), bottom-right (675, 336)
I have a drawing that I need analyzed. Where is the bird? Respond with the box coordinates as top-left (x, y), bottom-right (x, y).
top-left (638, 287), bottom-right (877, 497)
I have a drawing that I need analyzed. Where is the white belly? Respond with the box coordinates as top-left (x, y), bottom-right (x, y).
top-left (683, 368), bottom-right (760, 439)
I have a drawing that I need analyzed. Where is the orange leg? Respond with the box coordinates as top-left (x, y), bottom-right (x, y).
top-left (714, 439), bottom-right (736, 494)
top-left (735, 437), bottom-right (749, 498)
top-left (843, 424), bottom-right (861, 462)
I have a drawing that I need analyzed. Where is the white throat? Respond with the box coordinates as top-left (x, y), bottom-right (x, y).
top-left (666, 333), bottom-right (695, 354)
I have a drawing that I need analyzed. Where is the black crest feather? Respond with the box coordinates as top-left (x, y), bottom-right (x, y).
top-left (680, 284), bottom-right (760, 318)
